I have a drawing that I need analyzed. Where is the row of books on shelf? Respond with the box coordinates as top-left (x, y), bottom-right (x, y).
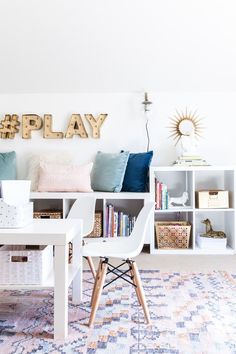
top-left (155, 179), bottom-right (169, 210)
top-left (105, 204), bottom-right (136, 237)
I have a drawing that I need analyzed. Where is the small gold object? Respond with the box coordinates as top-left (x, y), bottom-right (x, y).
top-left (201, 218), bottom-right (226, 238)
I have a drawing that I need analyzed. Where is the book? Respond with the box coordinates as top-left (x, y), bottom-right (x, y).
top-left (179, 155), bottom-right (203, 160)
top-left (174, 158), bottom-right (210, 166)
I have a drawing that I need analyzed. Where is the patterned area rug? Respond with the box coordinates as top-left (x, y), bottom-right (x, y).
top-left (1, 270), bottom-right (236, 354)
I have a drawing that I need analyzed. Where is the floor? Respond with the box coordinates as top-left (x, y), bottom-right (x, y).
top-left (84, 245), bottom-right (236, 272)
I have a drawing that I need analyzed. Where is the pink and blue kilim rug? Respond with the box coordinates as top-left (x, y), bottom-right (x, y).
top-left (1, 270), bottom-right (236, 353)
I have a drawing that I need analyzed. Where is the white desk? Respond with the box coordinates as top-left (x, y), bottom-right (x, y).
top-left (0, 219), bottom-right (83, 340)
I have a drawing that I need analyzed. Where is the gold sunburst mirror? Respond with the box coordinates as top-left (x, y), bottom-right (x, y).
top-left (169, 109), bottom-right (204, 157)
top-left (168, 109), bottom-right (204, 146)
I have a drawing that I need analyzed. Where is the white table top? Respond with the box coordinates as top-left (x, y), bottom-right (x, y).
top-left (0, 219), bottom-right (82, 245)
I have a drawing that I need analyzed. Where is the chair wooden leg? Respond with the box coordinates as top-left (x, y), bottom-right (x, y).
top-left (90, 259), bottom-right (102, 307)
top-left (131, 261), bottom-right (151, 324)
top-left (86, 256), bottom-right (96, 279)
top-left (89, 260), bottom-right (108, 328)
top-left (129, 263), bottom-right (141, 306)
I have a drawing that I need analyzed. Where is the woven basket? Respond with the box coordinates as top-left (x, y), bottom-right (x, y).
top-left (33, 210), bottom-right (62, 219)
top-left (87, 211), bottom-right (103, 238)
top-left (155, 221), bottom-right (191, 249)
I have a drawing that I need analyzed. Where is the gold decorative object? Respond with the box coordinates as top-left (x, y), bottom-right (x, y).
top-left (22, 114), bottom-right (43, 139)
top-left (0, 112), bottom-right (108, 139)
top-left (43, 115), bottom-right (64, 139)
top-left (201, 218), bottom-right (226, 238)
top-left (0, 114), bottom-right (20, 139)
top-left (85, 113), bottom-right (107, 138)
top-left (168, 109), bottom-right (204, 146)
top-left (65, 114), bottom-right (88, 139)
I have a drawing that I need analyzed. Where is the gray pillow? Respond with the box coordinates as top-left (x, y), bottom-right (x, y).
top-left (91, 151), bottom-right (129, 192)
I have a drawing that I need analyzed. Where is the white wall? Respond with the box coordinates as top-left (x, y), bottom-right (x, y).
top-left (0, 1), bottom-right (235, 177)
top-left (0, 0), bottom-right (235, 93)
top-left (0, 92), bottom-right (235, 178)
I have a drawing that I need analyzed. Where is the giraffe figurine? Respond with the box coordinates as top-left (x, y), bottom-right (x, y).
top-left (201, 219), bottom-right (226, 239)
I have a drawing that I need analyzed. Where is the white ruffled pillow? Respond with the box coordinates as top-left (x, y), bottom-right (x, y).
top-left (27, 152), bottom-right (73, 191)
top-left (38, 162), bottom-right (93, 192)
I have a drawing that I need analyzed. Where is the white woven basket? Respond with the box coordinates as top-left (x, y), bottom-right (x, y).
top-left (0, 245), bottom-right (53, 285)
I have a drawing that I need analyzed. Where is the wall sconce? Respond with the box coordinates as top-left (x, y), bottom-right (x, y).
top-left (142, 92), bottom-right (152, 151)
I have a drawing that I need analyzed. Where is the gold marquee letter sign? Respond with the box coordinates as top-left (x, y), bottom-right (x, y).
top-left (0, 114), bottom-right (20, 139)
top-left (43, 114), bottom-right (64, 139)
top-left (85, 113), bottom-right (107, 138)
top-left (0, 112), bottom-right (108, 139)
top-left (65, 114), bottom-right (88, 138)
top-left (22, 114), bottom-right (43, 139)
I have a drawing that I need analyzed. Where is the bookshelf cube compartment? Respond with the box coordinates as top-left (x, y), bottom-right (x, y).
top-left (105, 199), bottom-right (143, 237)
top-left (154, 170), bottom-right (194, 209)
top-left (195, 170), bottom-right (234, 209)
top-left (32, 199), bottom-right (63, 215)
top-left (195, 210), bottom-right (235, 251)
top-left (154, 211), bottom-right (194, 250)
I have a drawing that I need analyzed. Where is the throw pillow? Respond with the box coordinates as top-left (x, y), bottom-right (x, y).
top-left (27, 152), bottom-right (73, 191)
top-left (0, 151), bottom-right (16, 180)
top-left (122, 151), bottom-right (153, 192)
top-left (91, 151), bottom-right (130, 192)
top-left (38, 162), bottom-right (93, 192)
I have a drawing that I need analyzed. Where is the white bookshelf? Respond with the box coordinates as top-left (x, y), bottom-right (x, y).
top-left (149, 166), bottom-right (236, 255)
top-left (30, 191), bottom-right (150, 241)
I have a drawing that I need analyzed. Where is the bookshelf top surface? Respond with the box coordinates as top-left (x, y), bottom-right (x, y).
top-left (150, 165), bottom-right (235, 172)
top-left (30, 192), bottom-right (150, 200)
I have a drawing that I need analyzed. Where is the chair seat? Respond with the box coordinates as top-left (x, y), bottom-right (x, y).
top-left (83, 237), bottom-right (139, 259)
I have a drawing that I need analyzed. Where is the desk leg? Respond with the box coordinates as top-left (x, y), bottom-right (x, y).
top-left (72, 234), bottom-right (83, 303)
top-left (54, 244), bottom-right (68, 340)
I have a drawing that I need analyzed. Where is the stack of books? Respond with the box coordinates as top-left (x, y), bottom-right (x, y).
top-left (155, 179), bottom-right (169, 210)
top-left (173, 155), bottom-right (209, 166)
top-left (105, 204), bottom-right (136, 237)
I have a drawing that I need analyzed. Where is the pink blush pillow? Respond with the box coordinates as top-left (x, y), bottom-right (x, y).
top-left (38, 162), bottom-right (93, 192)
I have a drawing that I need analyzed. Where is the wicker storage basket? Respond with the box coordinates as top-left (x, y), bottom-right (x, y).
top-left (155, 221), bottom-right (191, 249)
top-left (87, 212), bottom-right (103, 238)
top-left (33, 210), bottom-right (62, 219)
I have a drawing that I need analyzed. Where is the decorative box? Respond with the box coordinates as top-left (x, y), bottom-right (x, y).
top-left (196, 234), bottom-right (227, 249)
top-left (155, 221), bottom-right (191, 249)
top-left (0, 199), bottom-right (33, 228)
top-left (0, 245), bottom-right (53, 284)
top-left (196, 190), bottom-right (229, 209)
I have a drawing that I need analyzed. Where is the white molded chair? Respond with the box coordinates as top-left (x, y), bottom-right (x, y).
top-left (83, 201), bottom-right (155, 327)
top-left (67, 196), bottom-right (97, 279)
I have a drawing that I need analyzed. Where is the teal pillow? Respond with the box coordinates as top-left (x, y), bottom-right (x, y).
top-left (91, 151), bottom-right (129, 192)
top-left (0, 151), bottom-right (16, 180)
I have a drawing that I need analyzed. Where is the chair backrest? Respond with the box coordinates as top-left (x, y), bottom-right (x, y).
top-left (67, 195), bottom-right (96, 236)
top-left (125, 202), bottom-right (155, 258)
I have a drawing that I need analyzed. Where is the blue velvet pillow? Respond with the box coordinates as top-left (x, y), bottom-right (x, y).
top-left (122, 151), bottom-right (153, 192)
top-left (0, 151), bottom-right (16, 180)
top-left (91, 151), bottom-right (130, 192)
